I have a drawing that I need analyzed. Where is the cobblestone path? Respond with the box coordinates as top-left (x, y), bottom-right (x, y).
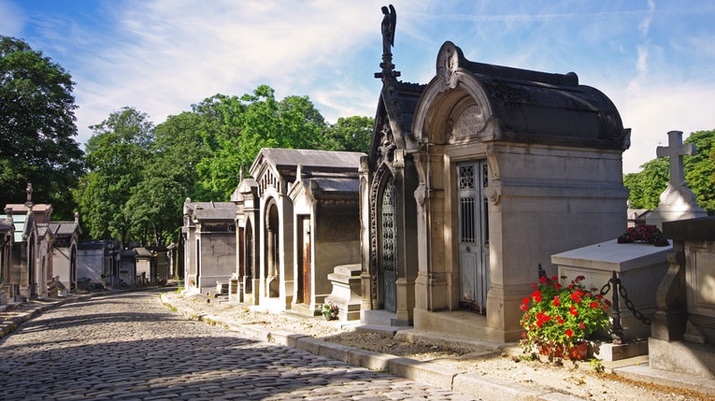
top-left (0, 290), bottom-right (477, 400)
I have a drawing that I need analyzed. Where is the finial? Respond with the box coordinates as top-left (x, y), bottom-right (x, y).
top-left (375, 4), bottom-right (401, 80)
top-left (25, 182), bottom-right (33, 208)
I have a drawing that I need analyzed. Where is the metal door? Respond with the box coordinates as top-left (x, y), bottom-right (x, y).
top-left (458, 161), bottom-right (490, 314)
top-left (380, 177), bottom-right (397, 312)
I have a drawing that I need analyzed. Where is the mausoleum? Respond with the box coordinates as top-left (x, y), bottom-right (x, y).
top-left (182, 199), bottom-right (237, 295)
top-left (249, 148), bottom-right (364, 313)
top-left (362, 6), bottom-right (631, 342)
top-left (48, 213), bottom-right (82, 292)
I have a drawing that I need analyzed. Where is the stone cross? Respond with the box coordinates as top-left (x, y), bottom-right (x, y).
top-left (656, 130), bottom-right (695, 190)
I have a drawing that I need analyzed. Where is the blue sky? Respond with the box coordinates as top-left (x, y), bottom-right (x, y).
top-left (2, 1), bottom-right (714, 173)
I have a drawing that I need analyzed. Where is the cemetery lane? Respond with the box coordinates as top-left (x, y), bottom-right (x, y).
top-left (0, 289), bottom-right (476, 401)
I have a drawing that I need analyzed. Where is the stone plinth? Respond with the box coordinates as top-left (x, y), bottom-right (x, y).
top-left (552, 239), bottom-right (671, 341)
top-left (326, 264), bottom-right (362, 321)
top-left (228, 276), bottom-right (242, 303)
top-left (650, 217), bottom-right (715, 377)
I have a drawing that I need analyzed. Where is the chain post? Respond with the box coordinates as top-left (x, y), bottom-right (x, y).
top-left (610, 271), bottom-right (624, 344)
top-left (537, 263), bottom-right (546, 279)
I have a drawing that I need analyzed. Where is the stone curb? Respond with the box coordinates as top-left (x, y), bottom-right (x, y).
top-left (160, 293), bottom-right (588, 401)
top-left (0, 294), bottom-right (92, 340)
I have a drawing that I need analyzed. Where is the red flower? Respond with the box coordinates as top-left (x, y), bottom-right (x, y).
top-left (590, 301), bottom-right (600, 309)
top-left (579, 322), bottom-right (586, 330)
top-left (555, 315), bottom-right (565, 324)
top-left (531, 290), bottom-right (542, 303)
top-left (539, 276), bottom-right (548, 284)
top-left (569, 306), bottom-right (578, 316)
top-left (570, 289), bottom-right (584, 303)
top-left (552, 296), bottom-right (561, 307)
top-left (565, 329), bottom-right (574, 338)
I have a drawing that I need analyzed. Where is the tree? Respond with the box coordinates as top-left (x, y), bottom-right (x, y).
top-left (75, 107), bottom-right (154, 243)
top-left (625, 129), bottom-right (715, 215)
top-left (683, 130), bottom-right (715, 214)
top-left (0, 36), bottom-right (84, 218)
top-left (125, 110), bottom-right (214, 246)
top-left (624, 158), bottom-right (668, 209)
top-left (195, 85), bottom-right (329, 200)
top-left (322, 116), bottom-right (374, 152)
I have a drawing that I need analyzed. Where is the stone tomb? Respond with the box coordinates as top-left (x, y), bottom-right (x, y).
top-left (3, 185), bottom-right (54, 299)
top-left (363, 9), bottom-right (631, 343)
top-left (48, 213), bottom-right (81, 292)
top-left (0, 213), bottom-right (15, 303)
top-left (289, 164), bottom-right (362, 317)
top-left (650, 217), bottom-right (715, 378)
top-left (325, 263), bottom-right (362, 321)
top-left (76, 240), bottom-right (120, 289)
top-left (551, 240), bottom-right (671, 344)
top-left (230, 176), bottom-right (260, 305)
top-left (249, 148), bottom-right (363, 313)
top-left (182, 200), bottom-right (237, 295)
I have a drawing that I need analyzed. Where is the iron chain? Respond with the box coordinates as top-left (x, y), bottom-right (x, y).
top-left (599, 274), bottom-right (651, 326)
top-left (619, 283), bottom-right (651, 325)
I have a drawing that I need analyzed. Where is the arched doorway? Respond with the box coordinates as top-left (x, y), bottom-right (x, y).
top-left (265, 201), bottom-right (280, 298)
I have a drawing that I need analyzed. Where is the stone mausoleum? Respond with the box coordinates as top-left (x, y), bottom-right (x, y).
top-left (361, 6), bottom-right (631, 342)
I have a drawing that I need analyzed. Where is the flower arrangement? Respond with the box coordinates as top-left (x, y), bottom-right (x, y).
top-left (321, 302), bottom-right (339, 321)
top-left (519, 274), bottom-right (611, 358)
top-left (617, 224), bottom-right (669, 247)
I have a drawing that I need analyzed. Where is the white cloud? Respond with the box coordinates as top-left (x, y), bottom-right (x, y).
top-left (70, 0), bottom-right (386, 143)
top-left (617, 80), bottom-right (715, 173)
top-left (638, 0), bottom-right (655, 36)
top-left (0, 0), bottom-right (24, 37)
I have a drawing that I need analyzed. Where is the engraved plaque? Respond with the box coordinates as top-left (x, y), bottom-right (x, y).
top-left (453, 105), bottom-right (486, 138)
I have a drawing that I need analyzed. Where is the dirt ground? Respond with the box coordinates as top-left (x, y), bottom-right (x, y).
top-left (161, 290), bottom-right (710, 401)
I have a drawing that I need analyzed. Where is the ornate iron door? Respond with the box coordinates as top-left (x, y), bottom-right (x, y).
top-left (380, 177), bottom-right (397, 312)
top-left (457, 161), bottom-right (490, 314)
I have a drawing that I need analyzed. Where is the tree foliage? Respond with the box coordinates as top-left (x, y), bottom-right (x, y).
top-left (74, 85), bottom-right (374, 246)
top-left (323, 116), bottom-right (374, 152)
top-left (625, 130), bottom-right (715, 215)
top-left (195, 85), bottom-right (328, 200)
top-left (0, 36), bottom-right (83, 218)
top-left (75, 107), bottom-right (154, 243)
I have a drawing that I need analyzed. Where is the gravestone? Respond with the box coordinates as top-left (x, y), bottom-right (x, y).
top-left (646, 130), bottom-right (707, 229)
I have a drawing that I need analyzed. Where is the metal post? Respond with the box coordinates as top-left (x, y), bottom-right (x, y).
top-left (610, 271), bottom-right (624, 344)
